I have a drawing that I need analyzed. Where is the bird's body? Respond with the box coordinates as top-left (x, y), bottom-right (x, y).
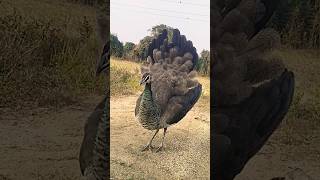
top-left (135, 29), bottom-right (202, 151)
top-left (136, 83), bottom-right (161, 130)
top-left (79, 0), bottom-right (110, 179)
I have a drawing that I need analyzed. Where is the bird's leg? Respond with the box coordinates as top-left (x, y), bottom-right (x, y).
top-left (155, 128), bottom-right (167, 152)
top-left (141, 129), bottom-right (159, 151)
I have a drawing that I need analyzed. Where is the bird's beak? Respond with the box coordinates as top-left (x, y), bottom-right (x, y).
top-left (96, 42), bottom-right (110, 77)
top-left (139, 79), bottom-right (144, 86)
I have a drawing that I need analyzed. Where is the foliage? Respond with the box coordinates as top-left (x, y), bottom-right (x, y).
top-left (270, 0), bottom-right (320, 48)
top-left (196, 50), bottom-right (210, 76)
top-left (128, 24), bottom-right (175, 61)
top-left (79, 16), bottom-right (93, 41)
top-left (110, 23), bottom-right (209, 73)
top-left (0, 7), bottom-right (104, 108)
top-left (132, 36), bottom-right (153, 61)
top-left (148, 24), bottom-right (174, 41)
top-left (123, 42), bottom-right (135, 59)
top-left (65, 0), bottom-right (100, 6)
top-left (110, 34), bottom-right (123, 57)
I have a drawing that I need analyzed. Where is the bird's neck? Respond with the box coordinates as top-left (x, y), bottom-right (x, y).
top-left (144, 83), bottom-right (151, 91)
top-left (143, 83), bottom-right (153, 100)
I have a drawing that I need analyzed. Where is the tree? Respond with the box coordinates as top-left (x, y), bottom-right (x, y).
top-left (196, 50), bottom-right (210, 76)
top-left (148, 24), bottom-right (174, 42)
top-left (132, 24), bottom-right (175, 61)
top-left (149, 24), bottom-right (172, 35)
top-left (123, 42), bottom-right (135, 59)
top-left (133, 36), bottom-right (153, 61)
top-left (110, 34), bottom-right (123, 57)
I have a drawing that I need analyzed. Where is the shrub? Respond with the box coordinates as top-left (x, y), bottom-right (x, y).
top-left (0, 9), bottom-right (103, 108)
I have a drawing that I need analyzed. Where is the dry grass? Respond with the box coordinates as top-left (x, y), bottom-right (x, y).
top-left (198, 76), bottom-right (210, 97)
top-left (271, 49), bottom-right (320, 154)
top-left (111, 58), bottom-right (141, 74)
top-left (110, 58), bottom-right (210, 99)
top-left (110, 58), bottom-right (142, 96)
top-left (0, 0), bottom-right (104, 108)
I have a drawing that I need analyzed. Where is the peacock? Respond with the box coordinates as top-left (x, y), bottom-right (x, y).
top-left (135, 29), bottom-right (202, 152)
top-left (79, 0), bottom-right (109, 179)
top-left (211, 0), bottom-right (295, 179)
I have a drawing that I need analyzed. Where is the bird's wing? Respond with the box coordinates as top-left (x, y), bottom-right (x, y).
top-left (211, 0), bottom-right (295, 179)
top-left (80, 0), bottom-right (110, 177)
top-left (212, 0), bottom-right (283, 106)
top-left (96, 40), bottom-right (110, 76)
top-left (162, 84), bottom-right (202, 125)
top-left (91, 95), bottom-right (109, 179)
top-left (135, 93), bottom-right (142, 116)
top-left (213, 70), bottom-right (294, 179)
top-left (79, 96), bottom-right (106, 175)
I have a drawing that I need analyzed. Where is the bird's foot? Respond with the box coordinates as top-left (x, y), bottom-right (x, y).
top-left (155, 146), bottom-right (164, 152)
top-left (141, 144), bottom-right (154, 152)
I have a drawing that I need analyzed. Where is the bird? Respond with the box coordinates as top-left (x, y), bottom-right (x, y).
top-left (135, 29), bottom-right (202, 152)
top-left (211, 0), bottom-right (295, 179)
top-left (79, 0), bottom-right (109, 179)
top-left (79, 41), bottom-right (109, 180)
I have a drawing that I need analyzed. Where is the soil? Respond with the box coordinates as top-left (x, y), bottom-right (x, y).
top-left (1, 94), bottom-right (319, 179)
top-left (110, 94), bottom-right (210, 179)
top-left (0, 96), bottom-right (104, 180)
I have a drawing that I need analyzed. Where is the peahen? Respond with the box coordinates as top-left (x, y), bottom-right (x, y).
top-left (135, 29), bottom-right (202, 152)
top-left (211, 0), bottom-right (295, 179)
top-left (79, 0), bottom-right (109, 179)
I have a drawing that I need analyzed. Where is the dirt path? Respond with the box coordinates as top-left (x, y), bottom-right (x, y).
top-left (0, 95), bottom-right (105, 180)
top-left (1, 93), bottom-right (318, 179)
top-left (110, 94), bottom-right (210, 179)
top-left (236, 131), bottom-right (320, 180)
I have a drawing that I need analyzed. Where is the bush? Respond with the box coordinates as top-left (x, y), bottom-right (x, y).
top-left (110, 65), bottom-right (142, 96)
top-left (0, 9), bottom-right (104, 108)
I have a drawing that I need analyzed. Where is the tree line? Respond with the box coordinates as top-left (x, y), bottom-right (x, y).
top-left (110, 24), bottom-right (210, 76)
top-left (70, 0), bottom-right (320, 49)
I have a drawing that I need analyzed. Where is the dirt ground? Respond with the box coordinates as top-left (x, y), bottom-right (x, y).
top-left (110, 95), bottom-right (211, 179)
top-left (0, 93), bottom-right (210, 180)
top-left (111, 95), bottom-right (320, 180)
top-left (236, 133), bottom-right (320, 180)
top-left (0, 95), bottom-right (319, 179)
top-left (0, 95), bottom-right (105, 180)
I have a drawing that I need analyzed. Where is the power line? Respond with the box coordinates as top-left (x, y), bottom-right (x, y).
top-left (112, 0), bottom-right (210, 8)
top-left (111, 2), bottom-right (209, 17)
top-left (111, 7), bottom-right (209, 23)
top-left (156, 0), bottom-right (209, 7)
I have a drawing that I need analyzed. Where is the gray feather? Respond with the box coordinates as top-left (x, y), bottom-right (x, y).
top-left (136, 29), bottom-right (202, 130)
top-left (211, 1), bottom-right (294, 180)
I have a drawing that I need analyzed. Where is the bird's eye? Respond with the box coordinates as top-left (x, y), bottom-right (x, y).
top-left (145, 75), bottom-right (150, 81)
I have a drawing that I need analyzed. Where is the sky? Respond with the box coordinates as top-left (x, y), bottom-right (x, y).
top-left (110, 0), bottom-right (210, 54)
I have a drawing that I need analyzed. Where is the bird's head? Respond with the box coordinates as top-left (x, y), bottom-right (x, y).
top-left (140, 72), bottom-right (151, 85)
